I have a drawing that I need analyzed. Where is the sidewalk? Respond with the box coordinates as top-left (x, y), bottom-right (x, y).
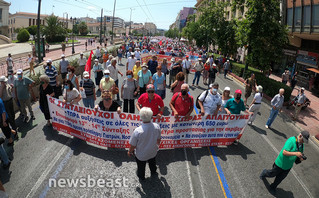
top-left (0, 40), bottom-right (102, 76)
top-left (269, 74), bottom-right (319, 139)
top-left (230, 72), bottom-right (319, 140)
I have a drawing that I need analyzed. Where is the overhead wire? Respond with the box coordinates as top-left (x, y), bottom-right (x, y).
top-left (135, 0), bottom-right (152, 22)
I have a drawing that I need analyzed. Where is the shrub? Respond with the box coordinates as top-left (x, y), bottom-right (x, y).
top-left (17, 29), bottom-right (30, 42)
top-left (231, 62), bottom-right (292, 102)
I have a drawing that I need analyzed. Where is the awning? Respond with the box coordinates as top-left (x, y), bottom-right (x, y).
top-left (307, 67), bottom-right (319, 74)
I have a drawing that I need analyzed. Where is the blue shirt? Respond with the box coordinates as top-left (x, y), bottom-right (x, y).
top-left (271, 94), bottom-right (284, 109)
top-left (0, 98), bottom-right (8, 120)
top-left (224, 98), bottom-right (246, 114)
top-left (45, 66), bottom-right (58, 86)
top-left (138, 70), bottom-right (152, 87)
top-left (14, 77), bottom-right (34, 100)
top-left (152, 73), bottom-right (165, 90)
top-left (147, 60), bottom-right (158, 74)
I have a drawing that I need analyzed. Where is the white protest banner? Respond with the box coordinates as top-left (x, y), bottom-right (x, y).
top-left (48, 96), bottom-right (249, 148)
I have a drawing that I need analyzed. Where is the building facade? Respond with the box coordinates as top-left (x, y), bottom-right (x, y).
top-left (144, 22), bottom-right (157, 35)
top-left (0, 0), bottom-right (10, 37)
top-left (8, 12), bottom-right (73, 39)
top-left (281, 0), bottom-right (319, 92)
top-left (97, 16), bottom-right (125, 28)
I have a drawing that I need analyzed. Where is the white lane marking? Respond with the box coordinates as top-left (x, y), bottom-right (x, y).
top-left (26, 138), bottom-right (72, 198)
top-left (260, 134), bottom-right (313, 198)
top-left (183, 148), bottom-right (195, 198)
top-left (191, 149), bottom-right (206, 198)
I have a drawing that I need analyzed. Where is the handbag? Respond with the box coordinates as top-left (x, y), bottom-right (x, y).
top-left (133, 80), bottom-right (140, 98)
top-left (186, 68), bottom-right (190, 74)
top-left (79, 81), bottom-right (86, 98)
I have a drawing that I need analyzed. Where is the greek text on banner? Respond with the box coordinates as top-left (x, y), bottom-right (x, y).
top-left (47, 96), bottom-right (249, 149)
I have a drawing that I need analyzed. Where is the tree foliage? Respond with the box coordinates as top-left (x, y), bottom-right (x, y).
top-left (182, 1), bottom-right (238, 56)
top-left (165, 28), bottom-right (180, 39)
top-left (26, 25), bottom-right (37, 36)
top-left (78, 22), bottom-right (88, 36)
top-left (43, 15), bottom-right (67, 43)
top-left (17, 28), bottom-right (30, 42)
top-left (236, 0), bottom-right (288, 70)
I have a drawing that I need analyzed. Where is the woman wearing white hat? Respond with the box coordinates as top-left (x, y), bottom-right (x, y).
top-left (248, 85), bottom-right (263, 125)
top-left (220, 87), bottom-right (232, 114)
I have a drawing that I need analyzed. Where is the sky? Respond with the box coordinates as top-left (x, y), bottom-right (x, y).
top-left (9, 0), bottom-right (197, 30)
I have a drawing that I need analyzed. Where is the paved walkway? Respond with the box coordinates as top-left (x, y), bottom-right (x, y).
top-left (269, 74), bottom-right (319, 138)
top-left (0, 39), bottom-right (103, 76)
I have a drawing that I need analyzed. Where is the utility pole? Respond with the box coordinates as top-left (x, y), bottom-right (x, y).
top-left (129, 8), bottom-right (134, 36)
top-left (104, 15), bottom-right (106, 37)
top-left (111, 0), bottom-right (116, 44)
top-left (36, 0), bottom-right (42, 63)
top-left (100, 8), bottom-right (103, 45)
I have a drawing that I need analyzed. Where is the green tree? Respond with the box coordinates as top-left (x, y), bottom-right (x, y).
top-left (17, 28), bottom-right (30, 42)
top-left (72, 24), bottom-right (79, 34)
top-left (78, 22), bottom-right (88, 36)
top-left (236, 0), bottom-right (288, 70)
top-left (26, 25), bottom-right (37, 36)
top-left (165, 28), bottom-right (180, 38)
top-left (42, 15), bottom-right (67, 43)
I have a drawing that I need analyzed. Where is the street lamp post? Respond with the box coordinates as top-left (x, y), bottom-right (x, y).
top-left (37, 0), bottom-right (42, 63)
top-left (70, 17), bottom-right (76, 54)
top-left (111, 0), bottom-right (116, 44)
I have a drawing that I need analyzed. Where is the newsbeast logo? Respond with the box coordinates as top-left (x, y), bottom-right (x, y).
top-left (48, 175), bottom-right (139, 188)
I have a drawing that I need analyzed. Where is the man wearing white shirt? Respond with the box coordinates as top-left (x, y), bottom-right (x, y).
top-left (77, 52), bottom-right (87, 78)
top-left (126, 47), bottom-right (132, 58)
top-left (135, 48), bottom-right (141, 60)
top-left (126, 53), bottom-right (137, 71)
top-left (208, 54), bottom-right (214, 66)
top-left (198, 82), bottom-right (222, 116)
top-left (182, 55), bottom-right (192, 83)
top-left (107, 58), bottom-right (123, 100)
top-left (95, 46), bottom-right (101, 60)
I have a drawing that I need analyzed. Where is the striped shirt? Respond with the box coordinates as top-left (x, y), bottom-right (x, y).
top-left (80, 79), bottom-right (95, 97)
top-left (45, 66), bottom-right (58, 86)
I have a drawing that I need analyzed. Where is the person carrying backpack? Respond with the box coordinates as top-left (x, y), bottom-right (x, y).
top-left (198, 82), bottom-right (221, 116)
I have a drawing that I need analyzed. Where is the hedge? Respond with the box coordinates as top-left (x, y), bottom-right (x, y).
top-left (230, 62), bottom-right (292, 102)
top-left (17, 29), bottom-right (30, 42)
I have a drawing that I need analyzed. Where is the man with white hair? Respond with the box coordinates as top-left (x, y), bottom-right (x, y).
top-left (77, 52), bottom-right (87, 78)
top-left (223, 60), bottom-right (231, 79)
top-left (59, 54), bottom-right (70, 81)
top-left (14, 69), bottom-right (35, 122)
top-left (126, 53), bottom-right (137, 71)
top-left (134, 48), bottom-right (141, 60)
top-left (128, 107), bottom-right (161, 181)
top-left (107, 58), bottom-right (123, 100)
top-left (170, 84), bottom-right (194, 119)
top-left (265, 88), bottom-right (285, 129)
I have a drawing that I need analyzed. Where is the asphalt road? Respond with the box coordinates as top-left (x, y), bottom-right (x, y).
top-left (1, 57), bottom-right (319, 198)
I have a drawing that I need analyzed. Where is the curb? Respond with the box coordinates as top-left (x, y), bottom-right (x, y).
top-left (229, 72), bottom-right (319, 148)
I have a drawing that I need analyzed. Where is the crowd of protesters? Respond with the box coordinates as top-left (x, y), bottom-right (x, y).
top-left (0, 37), bottom-right (310, 194)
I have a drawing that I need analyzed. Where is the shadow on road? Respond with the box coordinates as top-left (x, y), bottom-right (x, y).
top-left (261, 177), bottom-right (294, 198)
top-left (213, 143), bottom-right (256, 161)
top-left (136, 176), bottom-right (171, 198)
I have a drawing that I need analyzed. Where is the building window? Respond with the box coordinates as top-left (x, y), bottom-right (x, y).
top-left (294, 6), bottom-right (301, 26)
top-left (226, 11), bottom-right (230, 20)
top-left (287, 8), bottom-right (293, 26)
top-left (14, 18), bottom-right (15, 23)
top-left (43, 20), bottom-right (45, 25)
top-left (0, 9), bottom-right (2, 21)
top-left (29, 18), bottom-right (31, 26)
top-left (303, 6), bottom-right (310, 26)
top-left (33, 19), bottom-right (35, 25)
top-left (313, 4), bottom-right (319, 26)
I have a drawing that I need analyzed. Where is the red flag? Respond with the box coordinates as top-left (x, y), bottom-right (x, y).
top-left (85, 50), bottom-right (93, 78)
top-left (159, 40), bottom-right (162, 46)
